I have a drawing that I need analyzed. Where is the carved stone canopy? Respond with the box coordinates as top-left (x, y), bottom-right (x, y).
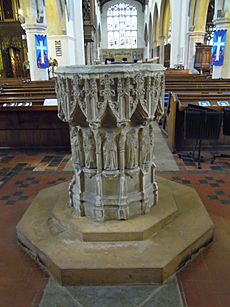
top-left (56, 64), bottom-right (164, 126)
top-left (56, 64), bottom-right (165, 222)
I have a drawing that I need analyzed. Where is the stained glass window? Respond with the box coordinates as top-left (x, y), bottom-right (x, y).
top-left (107, 3), bottom-right (137, 49)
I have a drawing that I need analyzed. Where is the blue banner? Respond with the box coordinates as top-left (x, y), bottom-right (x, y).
top-left (211, 30), bottom-right (227, 66)
top-left (35, 34), bottom-right (49, 69)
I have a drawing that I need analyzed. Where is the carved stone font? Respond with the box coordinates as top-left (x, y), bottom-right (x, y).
top-left (56, 64), bottom-right (165, 221)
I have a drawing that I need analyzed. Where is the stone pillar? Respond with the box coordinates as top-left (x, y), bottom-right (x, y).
top-left (22, 23), bottom-right (48, 81)
top-left (143, 42), bottom-right (150, 60)
top-left (159, 36), bottom-right (165, 66)
top-left (212, 18), bottom-right (230, 78)
top-left (72, 0), bottom-right (85, 64)
top-left (170, 0), bottom-right (188, 68)
top-left (186, 30), bottom-right (206, 71)
top-left (56, 64), bottom-right (165, 221)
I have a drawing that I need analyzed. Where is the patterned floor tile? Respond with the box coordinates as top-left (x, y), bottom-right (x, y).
top-left (159, 172), bottom-right (230, 307)
top-left (0, 171), bottom-right (72, 307)
top-left (175, 150), bottom-right (230, 172)
top-left (0, 149), bottom-right (229, 306)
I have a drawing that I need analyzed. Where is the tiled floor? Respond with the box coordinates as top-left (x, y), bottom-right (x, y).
top-left (0, 148), bottom-right (230, 306)
top-left (160, 171), bottom-right (230, 307)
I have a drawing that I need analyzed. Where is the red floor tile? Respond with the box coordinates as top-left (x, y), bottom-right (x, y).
top-left (161, 172), bottom-right (230, 307)
top-left (0, 150), bottom-right (230, 306)
top-left (0, 161), bottom-right (72, 307)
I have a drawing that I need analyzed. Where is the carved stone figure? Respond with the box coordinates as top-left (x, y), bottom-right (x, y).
top-left (83, 130), bottom-right (96, 168)
top-left (71, 127), bottom-right (82, 167)
top-left (126, 129), bottom-right (138, 169)
top-left (149, 124), bottom-right (155, 161)
top-left (154, 73), bottom-right (165, 120)
top-left (56, 77), bottom-right (68, 122)
top-left (103, 133), bottom-right (118, 170)
top-left (140, 128), bottom-right (151, 164)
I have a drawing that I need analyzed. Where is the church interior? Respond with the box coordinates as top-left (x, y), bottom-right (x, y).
top-left (0, 0), bottom-right (230, 306)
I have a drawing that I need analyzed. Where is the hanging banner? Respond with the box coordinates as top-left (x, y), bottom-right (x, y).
top-left (35, 34), bottom-right (49, 69)
top-left (211, 29), bottom-right (227, 66)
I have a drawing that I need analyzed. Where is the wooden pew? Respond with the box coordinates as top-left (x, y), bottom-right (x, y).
top-left (165, 77), bottom-right (230, 93)
top-left (165, 73), bottom-right (211, 82)
top-left (0, 104), bottom-right (70, 149)
top-left (163, 74), bottom-right (230, 151)
top-left (167, 92), bottom-right (230, 152)
top-left (0, 79), bottom-right (70, 149)
top-left (0, 78), bottom-right (29, 86)
top-left (166, 84), bottom-right (230, 93)
top-left (0, 91), bottom-right (56, 99)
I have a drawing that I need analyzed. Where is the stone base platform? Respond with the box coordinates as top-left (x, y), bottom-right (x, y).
top-left (16, 177), bottom-right (214, 285)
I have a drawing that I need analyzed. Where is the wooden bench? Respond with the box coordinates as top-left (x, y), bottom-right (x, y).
top-left (0, 104), bottom-right (70, 149)
top-left (0, 79), bottom-right (69, 149)
top-left (163, 76), bottom-right (230, 152)
top-left (166, 92), bottom-right (230, 152)
top-left (0, 91), bottom-right (56, 99)
top-left (165, 76), bottom-right (230, 92)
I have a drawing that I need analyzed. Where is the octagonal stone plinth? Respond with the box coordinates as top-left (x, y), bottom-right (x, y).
top-left (16, 177), bottom-right (214, 285)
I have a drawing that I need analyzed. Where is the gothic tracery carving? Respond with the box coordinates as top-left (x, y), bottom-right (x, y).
top-left (56, 67), bottom-right (164, 124)
top-left (56, 64), bottom-right (164, 221)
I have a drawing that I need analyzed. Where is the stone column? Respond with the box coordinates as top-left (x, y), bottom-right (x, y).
top-left (170, 0), bottom-right (188, 68)
top-left (143, 42), bottom-right (150, 60)
top-left (212, 17), bottom-right (230, 78)
top-left (159, 36), bottom-right (165, 66)
top-left (56, 64), bottom-right (165, 222)
top-left (72, 0), bottom-right (85, 64)
top-left (186, 30), bottom-right (206, 71)
top-left (22, 23), bottom-right (48, 81)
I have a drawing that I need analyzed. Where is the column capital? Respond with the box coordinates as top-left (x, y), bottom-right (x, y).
top-left (22, 23), bottom-right (47, 32)
top-left (159, 36), bottom-right (166, 44)
top-left (187, 31), bottom-right (206, 37)
top-left (213, 17), bottom-right (230, 27)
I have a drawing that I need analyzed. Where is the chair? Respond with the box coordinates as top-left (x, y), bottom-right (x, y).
top-left (211, 108), bottom-right (230, 163)
top-left (178, 104), bottom-right (223, 168)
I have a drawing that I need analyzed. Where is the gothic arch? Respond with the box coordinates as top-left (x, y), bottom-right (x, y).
top-left (159, 0), bottom-right (171, 41)
top-left (148, 13), bottom-right (153, 56)
top-left (153, 3), bottom-right (159, 46)
top-left (158, 0), bottom-right (171, 67)
top-left (189, 0), bottom-right (211, 32)
top-left (188, 0), bottom-right (197, 31)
